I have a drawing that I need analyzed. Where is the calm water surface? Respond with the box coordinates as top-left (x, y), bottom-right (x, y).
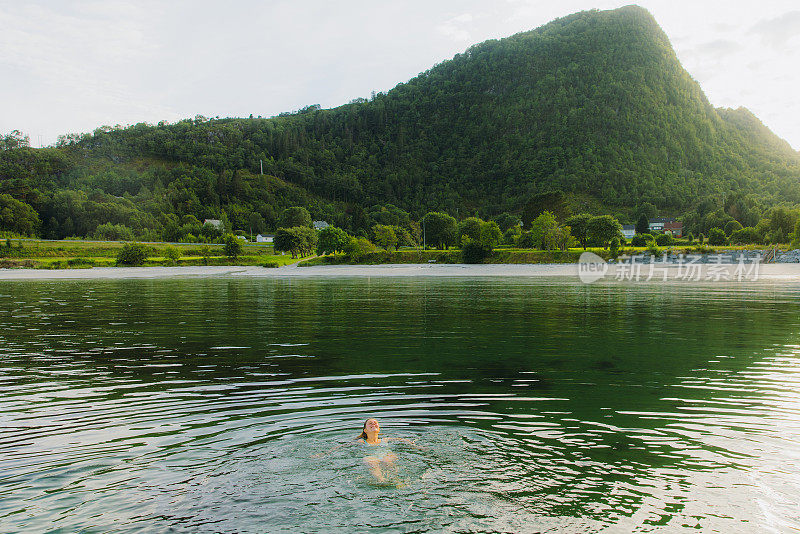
top-left (1, 276), bottom-right (799, 533)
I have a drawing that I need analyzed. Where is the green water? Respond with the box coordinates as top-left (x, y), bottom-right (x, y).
top-left (1, 277), bottom-right (799, 532)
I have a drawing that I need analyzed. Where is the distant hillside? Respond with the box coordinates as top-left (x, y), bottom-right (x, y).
top-left (1, 5), bottom-right (798, 239)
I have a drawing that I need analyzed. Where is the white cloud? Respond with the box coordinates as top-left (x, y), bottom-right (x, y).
top-left (437, 13), bottom-right (475, 42)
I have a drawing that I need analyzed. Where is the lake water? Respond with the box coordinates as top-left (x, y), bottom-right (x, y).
top-left (1, 276), bottom-right (799, 533)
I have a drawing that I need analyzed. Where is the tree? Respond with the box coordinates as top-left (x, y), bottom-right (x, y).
top-left (729, 227), bottom-right (762, 245)
top-left (0, 194), bottom-right (40, 236)
top-left (457, 217), bottom-right (482, 245)
top-left (635, 213), bottom-right (650, 235)
top-left (707, 227), bottom-right (727, 245)
top-left (588, 215), bottom-right (623, 248)
top-left (422, 212), bottom-right (457, 249)
top-left (317, 226), bottom-right (349, 255)
top-left (391, 225), bottom-right (414, 250)
top-left (529, 211), bottom-right (558, 250)
top-left (503, 226), bottom-right (522, 245)
top-left (280, 206), bottom-right (312, 228)
top-left (93, 223), bottom-right (134, 241)
top-left (116, 243), bottom-right (148, 266)
top-left (724, 220), bottom-right (743, 236)
top-left (344, 236), bottom-right (377, 258)
top-left (493, 212), bottom-right (521, 232)
top-left (565, 213), bottom-right (591, 249)
top-left (224, 233), bottom-right (243, 258)
top-left (274, 226), bottom-right (318, 258)
top-left (527, 213), bottom-right (574, 251)
top-left (372, 224), bottom-right (397, 251)
top-left (479, 220), bottom-right (502, 249)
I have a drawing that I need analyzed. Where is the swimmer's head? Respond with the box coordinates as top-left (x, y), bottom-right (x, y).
top-left (358, 418), bottom-right (380, 440)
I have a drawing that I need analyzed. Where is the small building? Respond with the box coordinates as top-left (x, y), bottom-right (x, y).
top-left (622, 225), bottom-right (636, 239)
top-left (203, 219), bottom-right (222, 229)
top-left (663, 220), bottom-right (683, 237)
top-left (647, 217), bottom-right (683, 237)
top-left (648, 217), bottom-right (674, 233)
top-left (256, 234), bottom-right (274, 243)
top-left (313, 220), bottom-right (330, 230)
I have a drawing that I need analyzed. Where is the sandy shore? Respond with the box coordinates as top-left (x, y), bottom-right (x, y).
top-left (2, 262), bottom-right (800, 281)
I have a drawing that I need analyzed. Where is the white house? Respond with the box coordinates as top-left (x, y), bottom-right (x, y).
top-left (256, 234), bottom-right (274, 243)
top-left (203, 219), bottom-right (222, 229)
top-left (622, 225), bottom-right (636, 239)
top-left (313, 220), bottom-right (330, 230)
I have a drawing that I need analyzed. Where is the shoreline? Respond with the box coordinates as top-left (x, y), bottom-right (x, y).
top-left (2, 262), bottom-right (800, 281)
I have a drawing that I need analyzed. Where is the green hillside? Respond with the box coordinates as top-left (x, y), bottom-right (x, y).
top-left (1, 5), bottom-right (798, 240)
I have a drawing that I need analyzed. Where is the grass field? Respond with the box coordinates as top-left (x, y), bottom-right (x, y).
top-left (0, 239), bottom-right (300, 269)
top-left (0, 239), bottom-right (787, 269)
top-left (301, 243), bottom-right (784, 267)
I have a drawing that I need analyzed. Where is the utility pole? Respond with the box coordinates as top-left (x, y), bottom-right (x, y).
top-left (423, 217), bottom-right (426, 250)
top-left (260, 160), bottom-right (263, 175)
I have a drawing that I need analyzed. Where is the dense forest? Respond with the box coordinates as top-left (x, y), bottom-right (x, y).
top-left (1, 5), bottom-right (799, 241)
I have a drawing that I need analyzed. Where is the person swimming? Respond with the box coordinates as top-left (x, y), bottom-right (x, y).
top-left (313, 417), bottom-right (418, 484)
top-left (358, 418), bottom-right (398, 483)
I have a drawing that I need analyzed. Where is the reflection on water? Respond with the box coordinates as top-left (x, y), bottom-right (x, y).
top-left (1, 278), bottom-right (800, 532)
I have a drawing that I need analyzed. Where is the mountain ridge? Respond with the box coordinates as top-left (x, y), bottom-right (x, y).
top-left (1, 5), bottom-right (798, 239)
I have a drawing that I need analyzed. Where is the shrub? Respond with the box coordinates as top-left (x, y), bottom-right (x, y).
top-left (630, 233), bottom-right (652, 247)
top-left (263, 261), bottom-right (280, 268)
top-left (708, 227), bottom-right (728, 246)
top-left (609, 236), bottom-right (621, 259)
top-left (729, 227), bottom-right (762, 245)
top-left (116, 243), bottom-right (148, 266)
top-left (503, 226), bottom-right (522, 246)
top-left (223, 234), bottom-right (243, 258)
top-left (461, 240), bottom-right (492, 263)
top-left (344, 236), bottom-right (377, 259)
top-left (724, 220), bottom-right (743, 236)
top-left (164, 246), bottom-right (182, 265)
top-left (655, 233), bottom-right (673, 246)
top-left (517, 231), bottom-right (535, 249)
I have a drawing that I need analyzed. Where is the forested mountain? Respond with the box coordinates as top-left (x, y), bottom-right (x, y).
top-left (1, 5), bottom-right (799, 240)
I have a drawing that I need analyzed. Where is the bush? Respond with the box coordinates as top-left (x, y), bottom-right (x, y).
top-left (729, 227), bottom-right (762, 245)
top-left (708, 227), bottom-right (727, 246)
top-left (517, 231), bottom-right (535, 248)
top-left (461, 240), bottom-right (492, 263)
top-left (630, 233), bottom-right (652, 247)
top-left (724, 220), bottom-right (743, 236)
top-left (609, 236), bottom-right (621, 258)
top-left (503, 226), bottom-right (522, 246)
top-left (224, 234), bottom-right (243, 258)
top-left (655, 233), bottom-right (673, 246)
top-left (164, 246), bottom-right (182, 265)
top-left (646, 240), bottom-right (661, 256)
top-left (116, 243), bottom-right (149, 266)
top-left (344, 236), bottom-right (377, 258)
top-left (263, 261), bottom-right (280, 268)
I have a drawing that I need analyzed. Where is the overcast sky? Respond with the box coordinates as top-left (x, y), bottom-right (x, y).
top-left (1, 0), bottom-right (799, 149)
